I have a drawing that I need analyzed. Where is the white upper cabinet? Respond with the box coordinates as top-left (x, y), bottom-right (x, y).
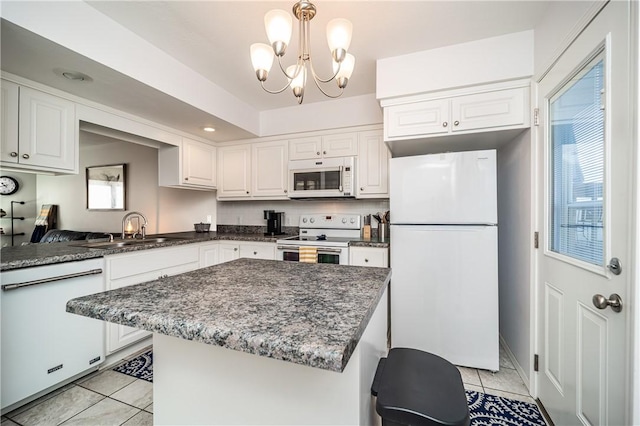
top-left (1, 81), bottom-right (77, 173)
top-left (252, 140), bottom-right (288, 199)
top-left (450, 88), bottom-right (526, 132)
top-left (289, 133), bottom-right (358, 160)
top-left (384, 86), bottom-right (529, 143)
top-left (217, 144), bottom-right (251, 198)
top-left (182, 138), bottom-right (217, 187)
top-left (385, 99), bottom-right (450, 138)
top-left (357, 130), bottom-right (389, 199)
top-left (159, 138), bottom-right (216, 190)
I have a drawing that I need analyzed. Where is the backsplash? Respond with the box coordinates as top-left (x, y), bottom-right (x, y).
top-left (216, 199), bottom-right (390, 227)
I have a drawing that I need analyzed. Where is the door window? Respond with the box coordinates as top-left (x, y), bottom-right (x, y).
top-left (548, 51), bottom-right (605, 267)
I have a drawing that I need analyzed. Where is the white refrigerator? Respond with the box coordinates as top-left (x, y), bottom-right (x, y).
top-left (390, 149), bottom-right (499, 371)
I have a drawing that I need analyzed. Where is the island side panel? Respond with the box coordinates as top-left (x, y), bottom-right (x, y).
top-left (154, 288), bottom-right (388, 425)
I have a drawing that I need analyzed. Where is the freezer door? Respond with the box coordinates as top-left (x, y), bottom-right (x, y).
top-left (390, 224), bottom-right (499, 371)
top-left (390, 150), bottom-right (497, 224)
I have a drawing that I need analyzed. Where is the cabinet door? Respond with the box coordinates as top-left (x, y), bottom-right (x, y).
top-left (183, 138), bottom-right (216, 187)
top-left (385, 99), bottom-right (449, 139)
top-left (252, 140), bottom-right (288, 198)
top-left (322, 133), bottom-right (358, 158)
top-left (289, 136), bottom-right (322, 160)
top-left (357, 131), bottom-right (389, 198)
top-left (217, 145), bottom-right (251, 198)
top-left (199, 243), bottom-right (219, 267)
top-left (106, 246), bottom-right (199, 354)
top-left (450, 87), bottom-right (526, 132)
top-left (18, 86), bottom-right (76, 171)
top-left (239, 242), bottom-right (276, 260)
top-left (218, 242), bottom-right (240, 263)
top-left (349, 247), bottom-right (389, 267)
top-left (1, 80), bottom-right (19, 164)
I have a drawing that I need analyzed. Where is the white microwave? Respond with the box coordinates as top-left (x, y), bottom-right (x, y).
top-left (288, 157), bottom-right (356, 198)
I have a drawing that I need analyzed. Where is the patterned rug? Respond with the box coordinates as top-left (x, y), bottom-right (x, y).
top-left (113, 350), bottom-right (153, 382)
top-left (466, 390), bottom-right (547, 426)
top-left (113, 351), bottom-right (546, 425)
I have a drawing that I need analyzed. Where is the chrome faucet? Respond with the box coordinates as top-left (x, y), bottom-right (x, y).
top-left (121, 211), bottom-right (148, 239)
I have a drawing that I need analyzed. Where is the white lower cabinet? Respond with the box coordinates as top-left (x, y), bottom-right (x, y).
top-left (239, 242), bottom-right (276, 260)
top-left (349, 246), bottom-right (389, 267)
top-left (105, 245), bottom-right (200, 354)
top-left (218, 241), bottom-right (276, 263)
top-left (199, 242), bottom-right (220, 268)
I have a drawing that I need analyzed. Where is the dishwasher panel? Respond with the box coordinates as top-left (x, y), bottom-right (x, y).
top-left (1, 258), bottom-right (106, 410)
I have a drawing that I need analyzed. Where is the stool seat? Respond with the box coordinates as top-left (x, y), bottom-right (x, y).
top-left (371, 348), bottom-right (470, 426)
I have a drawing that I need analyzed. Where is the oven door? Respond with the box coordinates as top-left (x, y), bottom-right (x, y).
top-left (276, 245), bottom-right (348, 265)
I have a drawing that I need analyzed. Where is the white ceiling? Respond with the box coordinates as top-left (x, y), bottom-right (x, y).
top-left (1, 1), bottom-right (551, 142)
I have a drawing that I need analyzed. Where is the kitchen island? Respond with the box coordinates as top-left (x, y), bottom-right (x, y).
top-left (66, 258), bottom-right (391, 425)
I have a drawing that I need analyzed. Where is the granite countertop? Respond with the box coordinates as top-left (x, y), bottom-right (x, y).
top-left (66, 258), bottom-right (391, 372)
top-left (0, 230), bottom-right (389, 271)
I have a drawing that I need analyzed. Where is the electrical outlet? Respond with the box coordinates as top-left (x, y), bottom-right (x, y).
top-left (206, 215), bottom-right (212, 224)
top-left (237, 216), bottom-right (242, 225)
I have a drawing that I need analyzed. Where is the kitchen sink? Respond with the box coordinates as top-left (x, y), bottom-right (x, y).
top-left (71, 236), bottom-right (187, 249)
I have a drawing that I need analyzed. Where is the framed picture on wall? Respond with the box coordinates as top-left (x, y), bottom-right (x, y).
top-left (86, 164), bottom-right (126, 210)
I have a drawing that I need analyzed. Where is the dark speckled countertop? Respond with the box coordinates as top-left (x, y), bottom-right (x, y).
top-left (0, 230), bottom-right (389, 271)
top-left (67, 258), bottom-right (391, 372)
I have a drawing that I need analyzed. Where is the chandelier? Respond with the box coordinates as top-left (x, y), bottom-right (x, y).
top-left (250, 1), bottom-right (355, 104)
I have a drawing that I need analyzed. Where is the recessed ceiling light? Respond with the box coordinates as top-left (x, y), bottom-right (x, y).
top-left (54, 68), bottom-right (93, 82)
top-left (203, 127), bottom-right (216, 132)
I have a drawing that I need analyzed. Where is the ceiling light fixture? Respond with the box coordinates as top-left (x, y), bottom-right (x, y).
top-left (250, 1), bottom-right (355, 104)
top-left (203, 127), bottom-right (216, 132)
top-left (54, 69), bottom-right (93, 83)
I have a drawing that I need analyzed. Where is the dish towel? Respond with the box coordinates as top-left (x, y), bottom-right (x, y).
top-left (298, 246), bottom-right (318, 263)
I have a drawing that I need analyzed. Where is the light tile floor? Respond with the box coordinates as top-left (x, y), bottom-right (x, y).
top-left (2, 344), bottom-right (536, 426)
top-left (1, 347), bottom-right (153, 426)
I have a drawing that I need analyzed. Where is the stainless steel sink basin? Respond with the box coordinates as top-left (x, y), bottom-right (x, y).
top-left (71, 237), bottom-right (186, 249)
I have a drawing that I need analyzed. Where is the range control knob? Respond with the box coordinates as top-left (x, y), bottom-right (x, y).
top-left (350, 218), bottom-right (356, 224)
top-left (342, 218), bottom-right (347, 224)
top-left (302, 218), bottom-right (307, 223)
top-left (310, 218), bottom-right (315, 223)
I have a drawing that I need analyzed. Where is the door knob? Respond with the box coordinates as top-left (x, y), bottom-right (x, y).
top-left (607, 257), bottom-right (622, 275)
top-left (592, 293), bottom-right (623, 312)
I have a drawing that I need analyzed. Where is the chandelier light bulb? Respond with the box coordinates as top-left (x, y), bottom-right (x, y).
top-left (287, 65), bottom-right (306, 99)
top-left (265, 9), bottom-right (292, 56)
top-left (333, 53), bottom-right (355, 89)
top-left (326, 18), bottom-right (353, 62)
top-left (250, 43), bottom-right (275, 81)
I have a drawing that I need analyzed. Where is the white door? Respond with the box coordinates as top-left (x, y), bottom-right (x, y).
top-left (536, 2), bottom-right (632, 425)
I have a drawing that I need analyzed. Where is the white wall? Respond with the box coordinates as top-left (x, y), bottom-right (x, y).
top-left (36, 131), bottom-right (217, 235)
top-left (217, 199), bottom-right (389, 228)
top-left (260, 94), bottom-right (382, 137)
top-left (497, 130), bottom-right (532, 384)
top-left (0, 172), bottom-right (37, 247)
top-left (377, 30), bottom-right (534, 100)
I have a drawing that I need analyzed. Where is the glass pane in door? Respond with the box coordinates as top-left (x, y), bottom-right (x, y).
top-left (549, 52), bottom-right (605, 266)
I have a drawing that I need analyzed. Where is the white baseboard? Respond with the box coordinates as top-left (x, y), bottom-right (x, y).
top-left (499, 334), bottom-right (531, 392)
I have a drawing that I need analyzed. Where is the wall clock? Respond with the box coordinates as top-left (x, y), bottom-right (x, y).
top-left (0, 176), bottom-right (19, 195)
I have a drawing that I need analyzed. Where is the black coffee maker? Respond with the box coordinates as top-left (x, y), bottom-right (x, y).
top-left (264, 210), bottom-right (285, 236)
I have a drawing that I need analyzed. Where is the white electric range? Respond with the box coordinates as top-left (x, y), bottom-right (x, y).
top-left (276, 214), bottom-right (361, 265)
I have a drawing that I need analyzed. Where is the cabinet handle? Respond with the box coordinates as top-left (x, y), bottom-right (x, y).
top-left (234, 247), bottom-right (238, 251)
top-left (365, 258), bottom-right (369, 263)
top-left (442, 122), bottom-right (448, 127)
top-left (360, 187), bottom-right (364, 191)
top-left (9, 152), bottom-right (17, 157)
top-left (246, 191), bottom-right (249, 194)
top-left (22, 154), bottom-right (30, 159)
top-left (316, 151), bottom-right (320, 156)
top-left (323, 151), bottom-right (327, 155)
top-left (284, 189), bottom-right (287, 193)
top-left (253, 251), bottom-right (257, 255)
top-left (454, 120), bottom-right (460, 126)
top-left (185, 177), bottom-right (189, 180)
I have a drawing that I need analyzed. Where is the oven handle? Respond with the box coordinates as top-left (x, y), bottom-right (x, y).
top-left (276, 246), bottom-right (343, 254)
